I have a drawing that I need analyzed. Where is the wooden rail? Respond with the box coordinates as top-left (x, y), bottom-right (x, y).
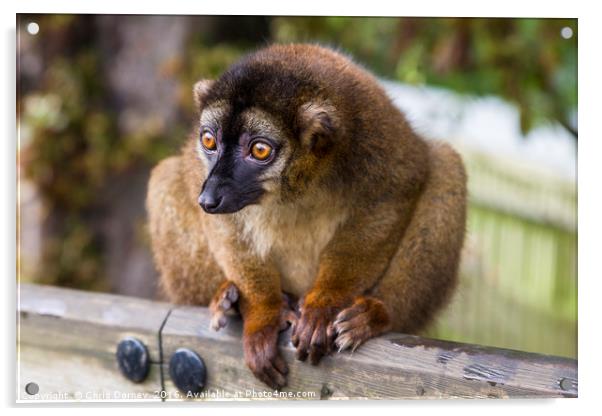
top-left (17, 283), bottom-right (578, 401)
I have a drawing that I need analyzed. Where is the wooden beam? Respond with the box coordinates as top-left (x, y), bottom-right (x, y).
top-left (17, 284), bottom-right (171, 402)
top-left (17, 283), bottom-right (578, 401)
top-left (161, 306), bottom-right (578, 400)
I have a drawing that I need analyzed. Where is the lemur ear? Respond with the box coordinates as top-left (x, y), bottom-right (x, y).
top-left (298, 100), bottom-right (339, 153)
top-left (193, 79), bottom-right (215, 107)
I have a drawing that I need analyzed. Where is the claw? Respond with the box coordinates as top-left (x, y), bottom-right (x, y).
top-left (210, 314), bottom-right (228, 331)
top-left (332, 296), bottom-right (391, 354)
top-left (336, 333), bottom-right (353, 352)
top-left (334, 320), bottom-right (353, 335)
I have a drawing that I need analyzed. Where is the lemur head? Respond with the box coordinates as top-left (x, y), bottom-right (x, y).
top-left (193, 52), bottom-right (341, 214)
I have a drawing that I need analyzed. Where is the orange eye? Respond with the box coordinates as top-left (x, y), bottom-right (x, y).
top-left (250, 141), bottom-right (272, 161)
top-left (201, 132), bottom-right (217, 151)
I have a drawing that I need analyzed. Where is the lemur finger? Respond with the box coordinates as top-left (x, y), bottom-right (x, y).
top-left (309, 324), bottom-right (328, 365)
top-left (225, 284), bottom-right (239, 303)
top-left (209, 313), bottom-right (228, 331)
top-left (220, 298), bottom-right (232, 311)
top-left (295, 325), bottom-right (312, 361)
top-left (254, 367), bottom-right (282, 390)
top-left (334, 322), bottom-right (371, 352)
top-left (333, 300), bottom-right (366, 325)
top-left (291, 327), bottom-right (299, 348)
top-left (257, 356), bottom-right (287, 390)
top-left (326, 322), bottom-right (336, 354)
top-left (335, 331), bottom-right (354, 352)
top-left (218, 283), bottom-right (239, 312)
top-left (273, 354), bottom-right (289, 376)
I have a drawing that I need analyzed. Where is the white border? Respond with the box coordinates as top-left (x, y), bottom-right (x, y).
top-left (10, 0), bottom-right (582, 17)
top-left (3, 0), bottom-right (600, 414)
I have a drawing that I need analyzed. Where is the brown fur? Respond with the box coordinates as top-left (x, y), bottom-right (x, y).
top-left (146, 44), bottom-right (467, 389)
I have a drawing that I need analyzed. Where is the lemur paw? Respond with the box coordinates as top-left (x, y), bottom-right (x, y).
top-left (332, 296), bottom-right (391, 353)
top-left (244, 323), bottom-right (289, 389)
top-left (291, 295), bottom-right (348, 365)
top-left (243, 301), bottom-right (297, 390)
top-left (209, 281), bottom-right (240, 331)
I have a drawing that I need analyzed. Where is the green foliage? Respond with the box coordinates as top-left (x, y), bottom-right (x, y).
top-left (21, 38), bottom-right (110, 288)
top-left (178, 43), bottom-right (246, 113)
top-left (272, 17), bottom-right (577, 136)
top-left (20, 17), bottom-right (176, 289)
top-left (24, 56), bottom-right (112, 210)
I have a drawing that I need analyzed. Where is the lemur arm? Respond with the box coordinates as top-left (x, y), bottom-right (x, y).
top-left (203, 218), bottom-right (289, 389)
top-left (291, 198), bottom-right (415, 363)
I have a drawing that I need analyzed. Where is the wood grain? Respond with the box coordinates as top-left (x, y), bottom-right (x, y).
top-left (161, 305), bottom-right (578, 400)
top-left (17, 284), bottom-right (171, 402)
top-left (17, 283), bottom-right (578, 401)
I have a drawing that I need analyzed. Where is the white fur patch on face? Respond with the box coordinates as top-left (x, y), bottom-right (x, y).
top-left (200, 103), bottom-right (228, 127)
top-left (240, 108), bottom-right (291, 192)
top-left (197, 103), bottom-right (228, 160)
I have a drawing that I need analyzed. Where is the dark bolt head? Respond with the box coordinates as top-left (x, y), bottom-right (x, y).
top-left (116, 337), bottom-right (151, 383)
top-left (169, 348), bottom-right (207, 394)
top-left (559, 377), bottom-right (577, 393)
top-left (25, 382), bottom-right (39, 395)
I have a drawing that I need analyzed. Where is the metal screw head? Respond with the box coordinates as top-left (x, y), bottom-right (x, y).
top-left (25, 382), bottom-right (39, 395)
top-left (116, 337), bottom-right (151, 383)
top-left (169, 348), bottom-right (207, 394)
top-left (559, 377), bottom-right (577, 393)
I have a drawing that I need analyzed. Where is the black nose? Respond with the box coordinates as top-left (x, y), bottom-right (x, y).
top-left (198, 193), bottom-right (222, 213)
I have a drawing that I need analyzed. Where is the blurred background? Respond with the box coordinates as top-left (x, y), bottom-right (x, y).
top-left (17, 15), bottom-right (577, 358)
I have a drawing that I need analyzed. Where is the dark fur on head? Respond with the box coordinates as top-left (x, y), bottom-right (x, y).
top-left (194, 44), bottom-right (428, 210)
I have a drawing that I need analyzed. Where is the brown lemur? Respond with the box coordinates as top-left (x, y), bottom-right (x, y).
top-left (147, 44), bottom-right (467, 389)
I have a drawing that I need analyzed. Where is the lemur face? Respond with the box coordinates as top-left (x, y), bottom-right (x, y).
top-left (193, 53), bottom-right (340, 214)
top-left (196, 103), bottom-right (292, 214)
